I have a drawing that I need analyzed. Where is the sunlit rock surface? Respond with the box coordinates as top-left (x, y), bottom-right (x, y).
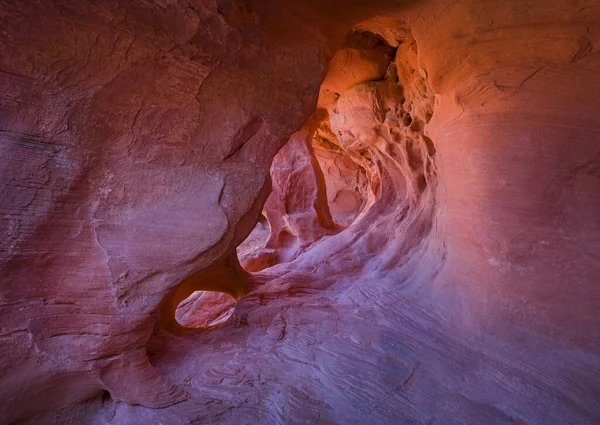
top-left (1, 0), bottom-right (599, 424)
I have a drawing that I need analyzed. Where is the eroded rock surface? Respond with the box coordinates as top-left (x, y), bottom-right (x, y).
top-left (1, 0), bottom-right (600, 424)
top-left (175, 291), bottom-right (236, 328)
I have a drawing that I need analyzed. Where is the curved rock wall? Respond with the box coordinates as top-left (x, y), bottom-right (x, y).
top-left (0, 0), bottom-right (345, 420)
top-left (416, 1), bottom-right (600, 351)
top-left (1, 0), bottom-right (599, 423)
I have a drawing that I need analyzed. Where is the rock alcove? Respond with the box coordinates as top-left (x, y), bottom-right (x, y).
top-left (1, 1), bottom-right (600, 424)
top-left (234, 22), bottom-right (435, 276)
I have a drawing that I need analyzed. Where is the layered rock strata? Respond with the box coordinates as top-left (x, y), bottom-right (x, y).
top-left (1, 0), bottom-right (599, 424)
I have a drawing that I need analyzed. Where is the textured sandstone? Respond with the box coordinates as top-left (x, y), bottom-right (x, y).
top-left (176, 291), bottom-right (236, 328)
top-left (1, 0), bottom-right (600, 424)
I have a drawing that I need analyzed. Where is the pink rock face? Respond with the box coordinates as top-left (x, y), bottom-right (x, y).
top-left (1, 1), bottom-right (600, 424)
top-left (175, 291), bottom-right (236, 328)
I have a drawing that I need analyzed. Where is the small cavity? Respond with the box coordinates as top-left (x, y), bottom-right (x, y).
top-left (410, 119), bottom-right (424, 133)
top-left (175, 291), bottom-right (236, 329)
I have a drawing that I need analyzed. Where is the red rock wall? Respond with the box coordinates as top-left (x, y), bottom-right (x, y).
top-left (1, 0), bottom-right (599, 423)
top-left (417, 1), bottom-right (600, 351)
top-left (0, 0), bottom-right (341, 420)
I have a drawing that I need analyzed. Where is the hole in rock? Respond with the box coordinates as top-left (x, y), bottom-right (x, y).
top-left (237, 213), bottom-right (271, 257)
top-left (410, 119), bottom-right (424, 133)
top-left (237, 213), bottom-right (278, 272)
top-left (174, 290), bottom-right (236, 329)
top-left (236, 17), bottom-right (436, 274)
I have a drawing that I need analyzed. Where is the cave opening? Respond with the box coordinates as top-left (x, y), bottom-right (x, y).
top-left (174, 290), bottom-right (237, 329)
top-left (164, 16), bottom-right (437, 338)
top-left (236, 17), bottom-right (436, 275)
top-left (237, 213), bottom-right (275, 272)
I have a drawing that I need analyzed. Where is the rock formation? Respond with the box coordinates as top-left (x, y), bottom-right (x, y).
top-left (1, 0), bottom-right (599, 424)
